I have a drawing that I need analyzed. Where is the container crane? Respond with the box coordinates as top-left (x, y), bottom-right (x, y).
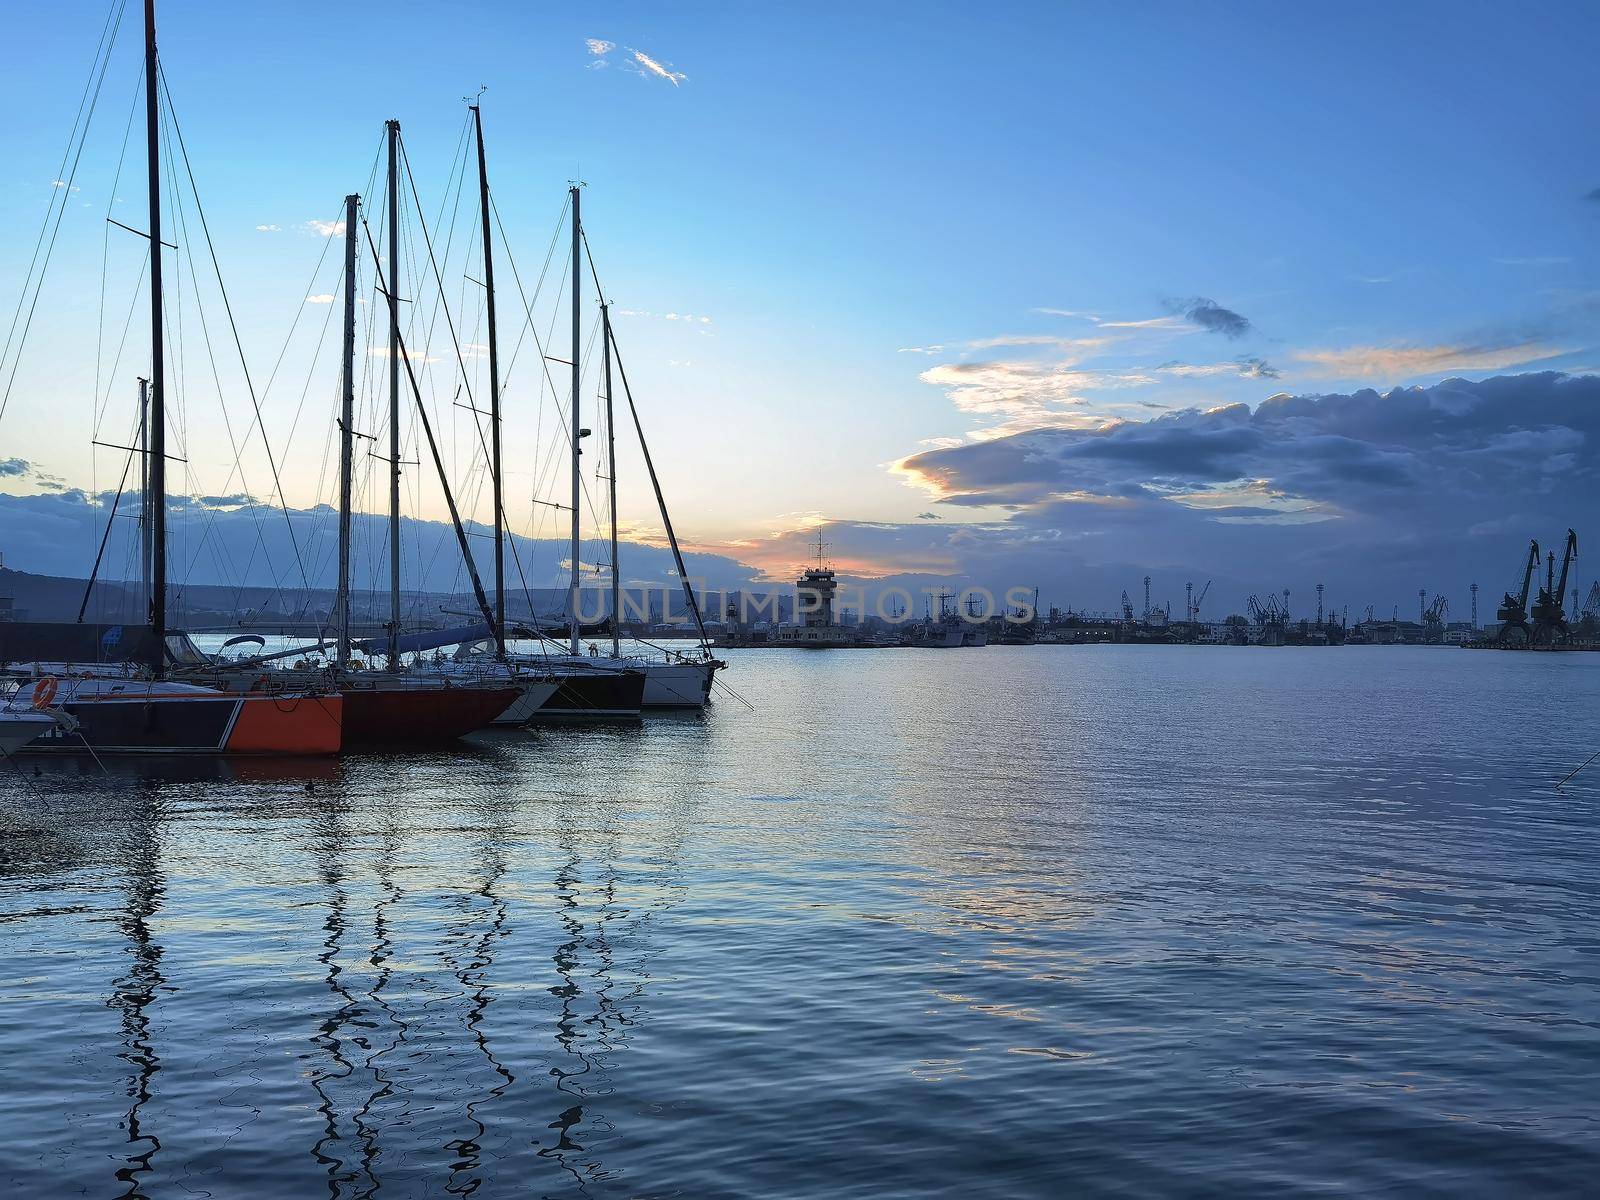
top-left (1496, 539), bottom-right (1540, 645)
top-left (1531, 529), bottom-right (1577, 646)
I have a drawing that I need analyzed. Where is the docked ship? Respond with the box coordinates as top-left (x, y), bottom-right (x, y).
top-left (905, 592), bottom-right (966, 648)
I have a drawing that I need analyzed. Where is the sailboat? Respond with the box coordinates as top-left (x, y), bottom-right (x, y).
top-left (500, 192), bottom-right (723, 708)
top-left (440, 137), bottom-right (647, 719)
top-left (0, 0), bottom-right (343, 756)
top-left (201, 158), bottom-right (545, 743)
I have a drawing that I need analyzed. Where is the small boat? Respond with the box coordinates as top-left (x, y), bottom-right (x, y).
top-left (450, 640), bottom-right (645, 718)
top-left (5, 671), bottom-right (342, 756)
top-left (215, 666), bottom-right (525, 745)
top-left (563, 215), bottom-right (724, 707)
top-left (540, 660), bottom-right (647, 718)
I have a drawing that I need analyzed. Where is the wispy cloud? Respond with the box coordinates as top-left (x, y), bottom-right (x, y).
top-left (630, 49), bottom-right (686, 86)
top-left (1100, 316), bottom-right (1190, 331)
top-left (0, 457), bottom-right (30, 477)
top-left (898, 345), bottom-right (946, 355)
top-left (586, 38), bottom-right (614, 56)
top-left (305, 294), bottom-right (335, 305)
top-left (1493, 255), bottom-right (1571, 267)
top-left (256, 223), bottom-right (281, 232)
top-left (614, 308), bottom-right (711, 324)
top-left (967, 334), bottom-right (1111, 352)
top-left (303, 219), bottom-right (345, 238)
top-left (367, 346), bottom-right (438, 364)
top-left (1294, 340), bottom-right (1570, 380)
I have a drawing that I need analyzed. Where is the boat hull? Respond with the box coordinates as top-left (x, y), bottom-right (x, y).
top-left (0, 714), bottom-right (55, 755)
top-left (639, 660), bottom-right (717, 708)
top-left (338, 684), bottom-right (524, 744)
top-left (487, 680), bottom-right (561, 725)
top-left (534, 668), bottom-right (646, 718)
top-left (17, 688), bottom-right (342, 755)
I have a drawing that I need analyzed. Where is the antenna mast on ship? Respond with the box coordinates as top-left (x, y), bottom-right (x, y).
top-left (143, 0), bottom-right (167, 678)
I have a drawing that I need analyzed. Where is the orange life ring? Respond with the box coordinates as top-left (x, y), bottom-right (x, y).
top-left (32, 675), bottom-right (59, 709)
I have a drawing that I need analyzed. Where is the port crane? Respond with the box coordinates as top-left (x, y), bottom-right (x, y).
top-left (1422, 594), bottom-right (1448, 641)
top-left (1531, 529), bottom-right (1577, 646)
top-left (1247, 593), bottom-right (1288, 645)
top-left (1497, 539), bottom-right (1540, 645)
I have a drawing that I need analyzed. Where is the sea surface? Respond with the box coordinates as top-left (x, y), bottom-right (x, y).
top-left (1, 645), bottom-right (1597, 1197)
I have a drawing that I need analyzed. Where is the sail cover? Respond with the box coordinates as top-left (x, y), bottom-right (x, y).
top-left (352, 624), bottom-right (494, 655)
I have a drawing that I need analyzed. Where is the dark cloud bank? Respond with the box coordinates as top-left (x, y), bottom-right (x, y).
top-left (882, 371), bottom-right (1599, 614)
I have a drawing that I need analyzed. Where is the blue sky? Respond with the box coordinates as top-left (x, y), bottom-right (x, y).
top-left (1, 1), bottom-right (1598, 614)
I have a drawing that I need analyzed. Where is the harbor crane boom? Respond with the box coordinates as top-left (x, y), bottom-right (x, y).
top-left (1532, 529), bottom-right (1578, 646)
top-left (1496, 539), bottom-right (1540, 645)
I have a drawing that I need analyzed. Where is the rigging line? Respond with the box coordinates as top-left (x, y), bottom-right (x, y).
top-left (212, 197), bottom-right (345, 507)
top-left (158, 101), bottom-right (277, 615)
top-left (493, 207), bottom-right (576, 540)
top-left (585, 246), bottom-right (712, 647)
top-left (92, 253), bottom-right (151, 443)
top-left (494, 228), bottom-right (594, 512)
top-left (158, 66), bottom-right (313, 600)
top-left (76, 429), bottom-right (139, 622)
top-left (94, 62), bottom-right (146, 437)
top-left (486, 193), bottom-right (570, 617)
top-left (255, 201), bottom-right (340, 406)
top-left (0, 0), bottom-right (128, 428)
top-left (397, 134), bottom-right (503, 596)
top-left (162, 120), bottom-right (260, 614)
top-left (360, 217), bottom-right (497, 635)
top-left (398, 133), bottom-right (475, 502)
top-left (490, 193), bottom-right (567, 394)
top-left (396, 135), bottom-right (488, 477)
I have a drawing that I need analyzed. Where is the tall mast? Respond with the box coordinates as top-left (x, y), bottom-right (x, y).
top-left (143, 0), bottom-right (166, 677)
top-left (385, 119), bottom-right (401, 669)
top-left (471, 105), bottom-right (505, 657)
top-left (568, 185), bottom-right (582, 656)
top-left (336, 193), bottom-right (358, 663)
top-left (603, 304), bottom-right (619, 658)
top-left (138, 376), bottom-right (151, 618)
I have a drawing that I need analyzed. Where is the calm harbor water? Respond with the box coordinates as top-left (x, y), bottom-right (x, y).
top-left (2, 645), bottom-right (1597, 1197)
